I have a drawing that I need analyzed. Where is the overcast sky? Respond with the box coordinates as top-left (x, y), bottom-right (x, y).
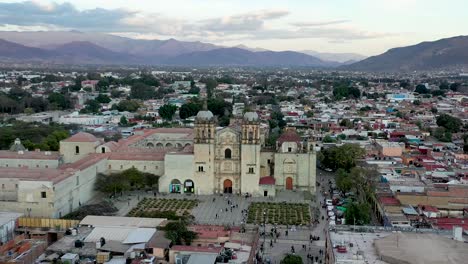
top-left (1, 0), bottom-right (467, 55)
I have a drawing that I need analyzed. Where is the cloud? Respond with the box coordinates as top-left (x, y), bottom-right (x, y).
top-left (291, 20), bottom-right (351, 27)
top-left (0, 1), bottom-right (392, 43)
top-left (196, 10), bottom-right (289, 32)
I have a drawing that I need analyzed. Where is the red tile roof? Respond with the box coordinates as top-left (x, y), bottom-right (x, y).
top-left (259, 176), bottom-right (275, 185)
top-left (277, 130), bottom-right (301, 144)
top-left (379, 197), bottom-right (400, 206)
top-left (0, 150), bottom-right (60, 160)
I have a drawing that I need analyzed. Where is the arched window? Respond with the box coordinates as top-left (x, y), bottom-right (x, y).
top-left (101, 147), bottom-right (106, 153)
top-left (75, 146), bottom-right (80, 154)
top-left (225, 148), bottom-right (232, 159)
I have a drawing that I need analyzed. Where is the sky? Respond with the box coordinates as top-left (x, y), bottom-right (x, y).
top-left (0, 0), bottom-right (467, 56)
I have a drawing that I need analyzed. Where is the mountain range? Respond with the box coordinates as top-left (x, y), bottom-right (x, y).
top-left (0, 31), bottom-right (467, 71)
top-left (342, 36), bottom-right (468, 72)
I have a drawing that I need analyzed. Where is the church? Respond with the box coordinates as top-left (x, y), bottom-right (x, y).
top-left (159, 110), bottom-right (317, 197)
top-left (0, 110), bottom-right (316, 218)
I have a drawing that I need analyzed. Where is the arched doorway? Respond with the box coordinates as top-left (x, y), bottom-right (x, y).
top-left (184, 180), bottom-right (195, 193)
top-left (223, 179), bottom-right (233, 193)
top-left (224, 148), bottom-right (232, 159)
top-left (170, 179), bottom-right (181, 193)
top-left (286, 177), bottom-right (293, 190)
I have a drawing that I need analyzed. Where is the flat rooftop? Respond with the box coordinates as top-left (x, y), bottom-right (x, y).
top-left (375, 233), bottom-right (468, 264)
top-left (330, 231), bottom-right (468, 264)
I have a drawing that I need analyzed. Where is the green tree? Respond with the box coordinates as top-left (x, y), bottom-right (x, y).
top-left (280, 254), bottom-right (303, 264)
top-left (112, 100), bottom-right (140, 112)
top-left (431, 90), bottom-right (446, 97)
top-left (345, 202), bottom-right (371, 225)
top-left (158, 104), bottom-right (177, 121)
top-left (121, 167), bottom-right (145, 188)
top-left (119, 116), bottom-right (129, 126)
top-left (96, 94), bottom-right (111, 104)
top-left (323, 135), bottom-right (335, 143)
top-left (131, 82), bottom-right (155, 100)
top-left (436, 113), bottom-right (462, 132)
top-left (163, 221), bottom-right (198, 246)
top-left (340, 118), bottom-right (353, 128)
top-left (413, 100), bottom-right (421, 106)
top-left (80, 99), bottom-right (101, 114)
top-left (179, 101), bottom-right (202, 119)
top-left (450, 83), bottom-right (461, 92)
top-left (305, 110), bottom-right (314, 118)
top-left (415, 84), bottom-right (429, 94)
top-left (319, 144), bottom-right (365, 171)
top-left (188, 86), bottom-right (200, 94)
top-left (95, 173), bottom-right (130, 195)
top-left (430, 107), bottom-right (438, 114)
top-left (205, 79), bottom-right (218, 98)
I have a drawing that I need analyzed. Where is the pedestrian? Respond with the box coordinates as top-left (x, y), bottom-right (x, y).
top-left (216, 214), bottom-right (218, 219)
top-left (285, 230), bottom-right (288, 236)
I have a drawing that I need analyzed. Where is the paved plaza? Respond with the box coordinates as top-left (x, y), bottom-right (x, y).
top-left (95, 177), bottom-right (333, 263)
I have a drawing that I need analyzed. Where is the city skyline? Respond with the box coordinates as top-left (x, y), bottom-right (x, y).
top-left (0, 0), bottom-right (467, 55)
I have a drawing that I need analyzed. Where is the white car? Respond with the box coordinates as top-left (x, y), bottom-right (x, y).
top-left (326, 199), bottom-right (333, 206)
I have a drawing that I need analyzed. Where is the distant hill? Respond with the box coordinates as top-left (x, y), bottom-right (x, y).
top-left (343, 36), bottom-right (468, 72)
top-left (300, 50), bottom-right (367, 64)
top-left (0, 31), bottom-right (336, 67)
top-left (0, 39), bottom-right (53, 60)
top-left (165, 48), bottom-right (332, 67)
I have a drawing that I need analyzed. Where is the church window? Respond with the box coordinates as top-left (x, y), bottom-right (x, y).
top-left (101, 147), bottom-right (106, 153)
top-left (198, 166), bottom-right (204, 172)
top-left (248, 131), bottom-right (254, 141)
top-left (208, 129), bottom-right (211, 138)
top-left (75, 146), bottom-right (80, 154)
top-left (248, 167), bottom-right (255, 174)
top-left (267, 159), bottom-right (271, 164)
top-left (225, 148), bottom-right (232, 159)
top-left (41, 192), bottom-right (47, 198)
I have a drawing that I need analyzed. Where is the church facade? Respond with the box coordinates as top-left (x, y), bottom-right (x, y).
top-left (159, 111), bottom-right (317, 197)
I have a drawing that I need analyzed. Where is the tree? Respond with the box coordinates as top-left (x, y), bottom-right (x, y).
top-left (319, 144), bottom-right (365, 171)
top-left (345, 202), bottom-right (371, 225)
top-left (413, 100), bottom-right (421, 106)
top-left (95, 173), bottom-right (130, 195)
top-left (158, 104), bottom-right (177, 121)
top-left (112, 100), bottom-right (140, 112)
top-left (188, 86), bottom-right (200, 94)
top-left (179, 101), bottom-right (202, 119)
top-left (80, 99), bottom-right (101, 114)
top-left (163, 221), bottom-right (198, 246)
top-left (433, 127), bottom-right (452, 142)
top-left (436, 113), bottom-right (462, 133)
top-left (280, 254), bottom-right (303, 264)
top-left (415, 84), bottom-right (429, 94)
top-left (205, 79), bottom-right (218, 98)
top-left (47, 93), bottom-right (72, 110)
top-left (96, 94), bottom-right (111, 104)
top-left (121, 167), bottom-right (145, 188)
top-left (439, 83), bottom-right (449, 90)
top-left (119, 116), bottom-right (129, 126)
top-left (305, 110), bottom-right (314, 118)
top-left (131, 82), bottom-right (155, 100)
top-left (336, 169), bottom-right (352, 193)
top-left (450, 83), bottom-right (461, 91)
top-left (431, 90), bottom-right (446, 97)
top-left (430, 107), bottom-right (438, 114)
top-left (322, 135), bottom-right (335, 143)
top-left (340, 118), bottom-right (353, 128)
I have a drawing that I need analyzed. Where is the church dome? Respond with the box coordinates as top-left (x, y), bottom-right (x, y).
top-left (243, 112), bottom-right (259, 122)
top-left (196, 110), bottom-right (214, 121)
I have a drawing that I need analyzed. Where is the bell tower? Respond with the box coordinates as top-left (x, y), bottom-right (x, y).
top-left (240, 112), bottom-right (261, 195)
top-left (193, 109), bottom-right (216, 194)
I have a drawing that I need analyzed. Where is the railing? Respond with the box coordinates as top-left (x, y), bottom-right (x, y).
top-left (329, 224), bottom-right (452, 235)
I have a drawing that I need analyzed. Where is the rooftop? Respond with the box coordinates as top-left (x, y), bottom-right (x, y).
top-left (62, 132), bottom-right (100, 143)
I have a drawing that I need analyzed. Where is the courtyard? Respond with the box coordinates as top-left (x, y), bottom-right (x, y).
top-left (247, 202), bottom-right (311, 225)
top-left (127, 198), bottom-right (198, 220)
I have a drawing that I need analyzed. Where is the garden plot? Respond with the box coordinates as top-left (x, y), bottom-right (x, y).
top-left (247, 202), bottom-right (311, 225)
top-left (128, 198), bottom-right (198, 220)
